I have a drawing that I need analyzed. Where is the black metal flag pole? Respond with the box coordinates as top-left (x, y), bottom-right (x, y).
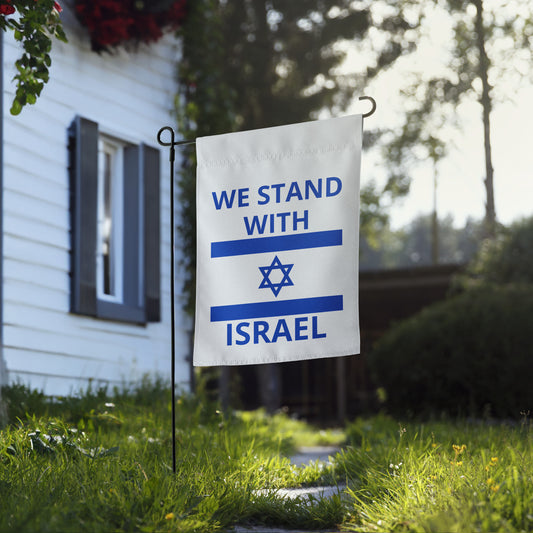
top-left (156, 127), bottom-right (194, 474)
top-left (157, 95), bottom-right (376, 475)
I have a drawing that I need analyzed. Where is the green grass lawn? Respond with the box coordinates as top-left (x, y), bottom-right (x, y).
top-left (0, 382), bottom-right (531, 532)
top-left (339, 414), bottom-right (533, 532)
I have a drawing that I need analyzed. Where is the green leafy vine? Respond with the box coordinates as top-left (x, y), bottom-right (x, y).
top-left (1, 0), bottom-right (67, 115)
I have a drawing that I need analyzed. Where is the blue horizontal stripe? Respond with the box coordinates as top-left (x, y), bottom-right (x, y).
top-left (210, 295), bottom-right (343, 322)
top-left (211, 230), bottom-right (342, 258)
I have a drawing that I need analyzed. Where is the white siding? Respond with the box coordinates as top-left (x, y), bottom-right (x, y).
top-left (2, 4), bottom-right (192, 395)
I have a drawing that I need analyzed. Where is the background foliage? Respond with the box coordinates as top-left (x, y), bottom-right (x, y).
top-left (369, 283), bottom-right (533, 418)
top-left (360, 214), bottom-right (484, 270)
top-left (382, 0), bottom-right (533, 237)
top-left (368, 215), bottom-right (533, 419)
top-left (461, 215), bottom-right (533, 286)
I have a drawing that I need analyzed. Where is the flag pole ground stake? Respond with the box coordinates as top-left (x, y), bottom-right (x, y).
top-left (157, 95), bottom-right (375, 474)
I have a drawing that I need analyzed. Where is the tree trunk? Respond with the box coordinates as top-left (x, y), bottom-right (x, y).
top-left (473, 0), bottom-right (496, 237)
top-left (431, 161), bottom-right (439, 264)
top-left (336, 357), bottom-right (346, 424)
top-left (258, 364), bottom-right (282, 414)
top-left (219, 367), bottom-right (231, 412)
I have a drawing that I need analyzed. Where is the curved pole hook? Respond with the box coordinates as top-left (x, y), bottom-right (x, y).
top-left (157, 126), bottom-right (176, 147)
top-left (359, 96), bottom-right (377, 118)
top-left (158, 126), bottom-right (196, 148)
top-left (158, 126), bottom-right (195, 162)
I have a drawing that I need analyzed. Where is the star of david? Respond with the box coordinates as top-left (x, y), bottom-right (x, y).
top-left (258, 255), bottom-right (294, 297)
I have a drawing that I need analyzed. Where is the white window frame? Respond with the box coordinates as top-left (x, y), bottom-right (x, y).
top-left (97, 136), bottom-right (124, 303)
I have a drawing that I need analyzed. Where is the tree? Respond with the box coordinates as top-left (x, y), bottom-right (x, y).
top-left (461, 215), bottom-right (533, 286)
top-left (383, 77), bottom-right (450, 263)
top-left (398, 214), bottom-right (483, 267)
top-left (359, 214), bottom-right (484, 271)
top-left (181, 0), bottom-right (415, 130)
top-left (384, 0), bottom-right (533, 237)
top-left (1, 0), bottom-right (66, 114)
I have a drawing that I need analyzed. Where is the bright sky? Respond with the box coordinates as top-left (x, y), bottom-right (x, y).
top-left (345, 3), bottom-right (533, 230)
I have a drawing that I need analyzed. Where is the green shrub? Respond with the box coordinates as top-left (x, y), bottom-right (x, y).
top-left (368, 285), bottom-right (533, 418)
top-left (460, 215), bottom-right (533, 286)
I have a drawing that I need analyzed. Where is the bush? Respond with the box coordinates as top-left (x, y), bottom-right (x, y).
top-left (460, 215), bottom-right (533, 286)
top-left (368, 285), bottom-right (533, 418)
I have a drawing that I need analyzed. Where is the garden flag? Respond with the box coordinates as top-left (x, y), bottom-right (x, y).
top-left (193, 114), bottom-right (362, 366)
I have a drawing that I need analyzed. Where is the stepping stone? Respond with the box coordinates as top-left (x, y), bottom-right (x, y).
top-left (289, 445), bottom-right (340, 467)
top-left (233, 447), bottom-right (347, 531)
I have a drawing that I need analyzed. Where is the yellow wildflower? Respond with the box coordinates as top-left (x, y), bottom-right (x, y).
top-left (165, 513), bottom-right (175, 520)
top-left (485, 457), bottom-right (498, 471)
top-left (453, 444), bottom-right (467, 456)
top-left (490, 484), bottom-right (500, 493)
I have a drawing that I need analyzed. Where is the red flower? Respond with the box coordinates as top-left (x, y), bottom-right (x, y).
top-left (0, 1), bottom-right (15, 15)
top-left (74, 0), bottom-right (188, 51)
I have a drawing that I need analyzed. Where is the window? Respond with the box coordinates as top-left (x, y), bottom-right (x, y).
top-left (69, 116), bottom-right (161, 324)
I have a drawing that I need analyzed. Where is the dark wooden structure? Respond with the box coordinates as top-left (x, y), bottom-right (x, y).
top-left (230, 263), bottom-right (464, 423)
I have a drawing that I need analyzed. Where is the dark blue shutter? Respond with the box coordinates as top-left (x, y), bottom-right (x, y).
top-left (142, 144), bottom-right (161, 322)
top-left (69, 116), bottom-right (98, 316)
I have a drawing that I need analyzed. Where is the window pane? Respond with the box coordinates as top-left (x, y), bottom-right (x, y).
top-left (103, 151), bottom-right (113, 296)
top-left (98, 139), bottom-right (124, 303)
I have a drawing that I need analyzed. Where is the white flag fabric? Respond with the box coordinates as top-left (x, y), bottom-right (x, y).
top-left (193, 114), bottom-right (362, 366)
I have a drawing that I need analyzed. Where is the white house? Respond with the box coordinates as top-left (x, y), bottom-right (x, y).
top-left (0, 2), bottom-right (192, 396)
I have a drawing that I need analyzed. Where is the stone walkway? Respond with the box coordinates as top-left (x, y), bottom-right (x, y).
top-left (289, 445), bottom-right (341, 467)
top-left (231, 445), bottom-right (348, 533)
